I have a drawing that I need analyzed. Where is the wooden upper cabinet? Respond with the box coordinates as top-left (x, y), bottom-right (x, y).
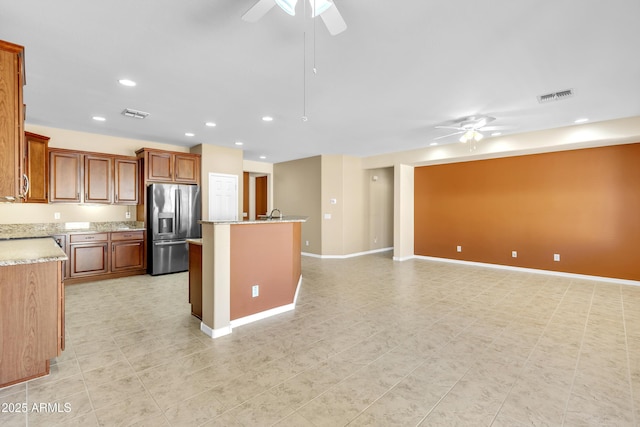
top-left (49, 150), bottom-right (81, 203)
top-left (0, 40), bottom-right (25, 202)
top-left (146, 151), bottom-right (173, 182)
top-left (174, 154), bottom-right (199, 183)
top-left (24, 132), bottom-right (50, 203)
top-left (49, 149), bottom-right (138, 205)
top-left (84, 155), bottom-right (112, 204)
top-left (114, 157), bottom-right (138, 204)
top-left (137, 148), bottom-right (200, 185)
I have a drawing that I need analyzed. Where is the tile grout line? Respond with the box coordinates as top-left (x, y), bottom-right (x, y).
top-left (619, 285), bottom-right (637, 427)
top-left (487, 278), bottom-right (573, 426)
top-left (560, 281), bottom-right (596, 427)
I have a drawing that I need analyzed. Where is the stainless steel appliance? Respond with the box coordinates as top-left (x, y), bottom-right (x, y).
top-left (147, 183), bottom-right (201, 275)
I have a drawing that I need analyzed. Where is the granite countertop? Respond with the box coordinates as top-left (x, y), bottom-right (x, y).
top-left (200, 216), bottom-right (308, 225)
top-left (0, 237), bottom-right (68, 266)
top-left (0, 221), bottom-right (145, 240)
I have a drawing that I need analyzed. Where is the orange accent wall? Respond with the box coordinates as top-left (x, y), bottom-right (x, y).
top-left (230, 222), bottom-right (301, 320)
top-left (414, 143), bottom-right (640, 281)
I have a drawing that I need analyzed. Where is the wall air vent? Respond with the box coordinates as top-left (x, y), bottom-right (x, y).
top-left (121, 108), bottom-right (150, 119)
top-left (537, 89), bottom-right (574, 103)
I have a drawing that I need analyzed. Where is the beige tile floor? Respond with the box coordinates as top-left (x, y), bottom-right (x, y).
top-left (2, 252), bottom-right (639, 426)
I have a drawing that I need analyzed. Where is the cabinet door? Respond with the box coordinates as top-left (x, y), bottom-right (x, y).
top-left (0, 42), bottom-right (24, 202)
top-left (147, 151), bottom-right (173, 182)
top-left (111, 240), bottom-right (144, 271)
top-left (69, 243), bottom-right (108, 277)
top-left (174, 154), bottom-right (199, 183)
top-left (114, 158), bottom-right (139, 204)
top-left (84, 155), bottom-right (112, 203)
top-left (49, 151), bottom-right (81, 203)
top-left (24, 132), bottom-right (49, 203)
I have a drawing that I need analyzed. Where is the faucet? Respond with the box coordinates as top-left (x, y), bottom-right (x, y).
top-left (268, 208), bottom-right (282, 219)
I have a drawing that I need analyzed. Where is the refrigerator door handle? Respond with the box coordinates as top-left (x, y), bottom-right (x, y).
top-left (154, 240), bottom-right (187, 246)
top-left (176, 188), bottom-right (181, 233)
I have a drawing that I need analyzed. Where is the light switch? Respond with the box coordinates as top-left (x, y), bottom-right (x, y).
top-left (324, 213), bottom-right (332, 219)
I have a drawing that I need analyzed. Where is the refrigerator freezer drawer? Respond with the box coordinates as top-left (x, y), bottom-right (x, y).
top-left (150, 240), bottom-right (189, 275)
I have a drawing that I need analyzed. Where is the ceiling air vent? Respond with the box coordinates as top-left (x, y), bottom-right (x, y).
top-left (121, 108), bottom-right (150, 119)
top-left (537, 89), bottom-right (574, 103)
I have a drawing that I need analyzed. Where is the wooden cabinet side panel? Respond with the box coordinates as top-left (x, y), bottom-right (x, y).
top-left (0, 262), bottom-right (59, 386)
top-left (188, 243), bottom-right (202, 319)
top-left (49, 151), bottom-right (81, 202)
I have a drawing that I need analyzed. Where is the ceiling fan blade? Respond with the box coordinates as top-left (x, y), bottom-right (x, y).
top-left (242, 0), bottom-right (276, 22)
top-left (435, 125), bottom-right (464, 130)
top-left (320, 3), bottom-right (347, 35)
top-left (433, 131), bottom-right (464, 141)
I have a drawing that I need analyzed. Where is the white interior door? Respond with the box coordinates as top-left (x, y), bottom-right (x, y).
top-left (209, 173), bottom-right (238, 221)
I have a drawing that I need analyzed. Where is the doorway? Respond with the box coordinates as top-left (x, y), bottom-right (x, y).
top-left (208, 173), bottom-right (238, 221)
top-left (255, 176), bottom-right (268, 217)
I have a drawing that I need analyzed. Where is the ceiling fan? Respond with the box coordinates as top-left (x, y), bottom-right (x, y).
top-left (433, 115), bottom-right (497, 143)
top-left (242, 0), bottom-right (347, 35)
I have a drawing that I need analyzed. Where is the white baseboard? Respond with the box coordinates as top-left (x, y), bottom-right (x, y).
top-left (302, 247), bottom-right (393, 259)
top-left (200, 322), bottom-right (232, 339)
top-left (412, 255), bottom-right (640, 287)
top-left (203, 275), bottom-right (303, 338)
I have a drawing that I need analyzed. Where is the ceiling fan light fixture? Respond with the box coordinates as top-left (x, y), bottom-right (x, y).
top-left (310, 0), bottom-right (333, 17)
top-left (275, 0), bottom-right (297, 16)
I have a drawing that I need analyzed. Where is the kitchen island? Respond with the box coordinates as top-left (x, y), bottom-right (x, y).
top-left (0, 237), bottom-right (67, 388)
top-left (198, 217), bottom-right (306, 338)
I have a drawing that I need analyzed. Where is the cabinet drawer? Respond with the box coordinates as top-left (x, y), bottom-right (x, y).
top-left (111, 231), bottom-right (144, 241)
top-left (69, 233), bottom-right (109, 243)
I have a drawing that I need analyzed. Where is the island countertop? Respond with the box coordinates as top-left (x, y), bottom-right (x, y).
top-left (200, 216), bottom-right (308, 225)
top-left (0, 237), bottom-right (68, 266)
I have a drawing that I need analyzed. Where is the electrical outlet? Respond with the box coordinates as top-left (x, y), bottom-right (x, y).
top-left (512, 251), bottom-right (518, 258)
top-left (305, 240), bottom-right (309, 246)
top-left (374, 237), bottom-right (378, 243)
top-left (554, 253), bottom-right (560, 262)
top-left (54, 212), bottom-right (61, 220)
top-left (330, 198), bottom-right (337, 204)
top-left (456, 245), bottom-right (462, 252)
top-left (252, 285), bottom-right (259, 298)
top-left (125, 211), bottom-right (131, 219)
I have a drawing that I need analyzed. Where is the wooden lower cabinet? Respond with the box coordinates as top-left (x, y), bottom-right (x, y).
top-left (65, 231), bottom-right (145, 284)
top-left (111, 233), bottom-right (144, 271)
top-left (0, 260), bottom-right (64, 388)
top-left (188, 241), bottom-right (202, 319)
top-left (70, 242), bottom-right (109, 277)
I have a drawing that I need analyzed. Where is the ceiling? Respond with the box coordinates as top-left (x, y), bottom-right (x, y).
top-left (1, 0), bottom-right (639, 163)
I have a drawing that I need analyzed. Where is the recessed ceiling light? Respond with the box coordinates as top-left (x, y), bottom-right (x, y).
top-left (118, 79), bottom-right (136, 87)
top-left (92, 116), bottom-right (106, 122)
top-left (235, 141), bottom-right (244, 146)
top-left (185, 132), bottom-right (195, 137)
top-left (574, 118), bottom-right (589, 124)
top-left (205, 122), bottom-right (217, 127)
top-left (429, 142), bottom-right (438, 146)
top-left (262, 116), bottom-right (274, 122)
top-left (259, 155), bottom-right (266, 159)
top-left (491, 132), bottom-right (502, 136)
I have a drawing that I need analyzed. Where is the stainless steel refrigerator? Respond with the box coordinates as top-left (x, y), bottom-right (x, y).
top-left (147, 183), bottom-right (201, 275)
